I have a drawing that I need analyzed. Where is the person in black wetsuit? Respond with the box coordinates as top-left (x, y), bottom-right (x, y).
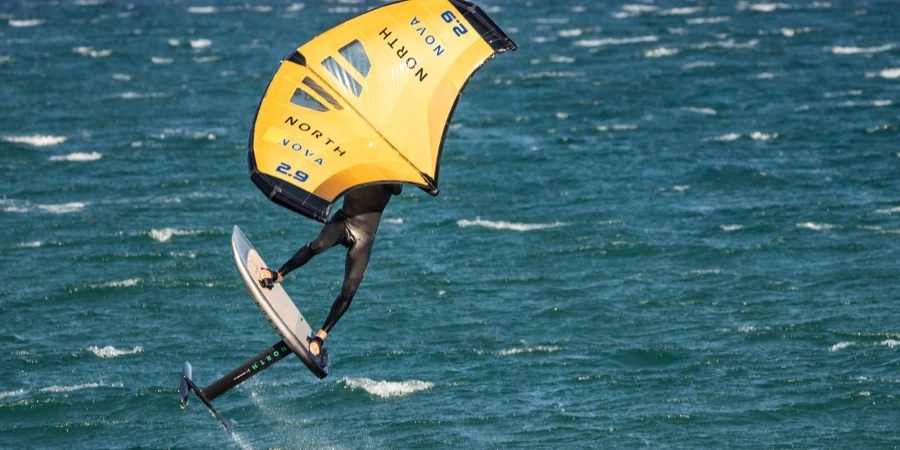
top-left (257, 183), bottom-right (402, 369)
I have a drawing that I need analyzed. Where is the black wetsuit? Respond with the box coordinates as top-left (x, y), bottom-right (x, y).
top-left (277, 183), bottom-right (402, 333)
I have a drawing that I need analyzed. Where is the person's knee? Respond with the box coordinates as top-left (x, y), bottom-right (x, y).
top-left (341, 277), bottom-right (362, 299)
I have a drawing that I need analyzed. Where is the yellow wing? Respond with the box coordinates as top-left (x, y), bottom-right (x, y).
top-left (248, 0), bottom-right (517, 222)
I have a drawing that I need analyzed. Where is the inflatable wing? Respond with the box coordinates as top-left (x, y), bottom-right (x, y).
top-left (248, 0), bottom-right (517, 222)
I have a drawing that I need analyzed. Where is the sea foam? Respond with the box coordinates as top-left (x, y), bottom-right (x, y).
top-left (37, 202), bottom-right (86, 214)
top-left (149, 228), bottom-right (200, 242)
top-left (88, 346), bottom-right (144, 358)
top-left (457, 218), bottom-right (565, 232)
top-left (2, 135), bottom-right (67, 146)
top-left (341, 377), bottom-right (433, 398)
top-left (49, 152), bottom-right (102, 162)
top-left (40, 381), bottom-right (123, 393)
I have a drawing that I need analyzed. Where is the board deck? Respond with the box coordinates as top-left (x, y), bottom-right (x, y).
top-left (231, 226), bottom-right (329, 378)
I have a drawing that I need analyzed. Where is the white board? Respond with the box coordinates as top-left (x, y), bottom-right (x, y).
top-left (231, 225), bottom-right (328, 379)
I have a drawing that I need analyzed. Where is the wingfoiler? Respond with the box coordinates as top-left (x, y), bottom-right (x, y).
top-left (180, 0), bottom-right (516, 435)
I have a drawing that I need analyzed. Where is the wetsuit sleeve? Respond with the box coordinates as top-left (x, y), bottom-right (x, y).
top-left (391, 184), bottom-right (402, 196)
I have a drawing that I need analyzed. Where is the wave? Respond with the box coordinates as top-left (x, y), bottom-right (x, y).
top-left (149, 228), bottom-right (201, 242)
top-left (8, 19), bottom-right (43, 27)
top-left (830, 44), bottom-right (894, 55)
top-left (796, 222), bottom-right (836, 231)
top-left (457, 218), bottom-right (565, 232)
top-left (187, 6), bottom-right (216, 14)
top-left (87, 346), bottom-right (144, 358)
top-left (2, 135), bottom-right (67, 146)
top-left (681, 107), bottom-right (717, 116)
top-left (875, 206), bottom-right (900, 215)
top-left (0, 389), bottom-right (26, 400)
top-left (150, 56), bottom-right (173, 64)
top-left (49, 152), bottom-right (102, 162)
top-left (341, 377), bottom-right (433, 398)
top-left (73, 46), bottom-right (112, 57)
top-left (40, 381), bottom-right (124, 393)
top-left (574, 35), bottom-right (658, 47)
top-left (880, 68), bottom-right (900, 79)
top-left (96, 278), bottom-right (141, 288)
top-left (644, 47), bottom-right (679, 58)
top-left (830, 342), bottom-right (855, 351)
top-left (750, 131), bottom-right (779, 141)
top-left (719, 224), bottom-right (743, 231)
top-left (706, 133), bottom-right (741, 142)
top-left (882, 340), bottom-right (900, 348)
top-left (498, 345), bottom-right (562, 356)
top-left (686, 16), bottom-right (730, 24)
top-left (37, 202), bottom-right (86, 214)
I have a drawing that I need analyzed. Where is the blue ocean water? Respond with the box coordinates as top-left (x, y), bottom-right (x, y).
top-left (1, 0), bottom-right (899, 448)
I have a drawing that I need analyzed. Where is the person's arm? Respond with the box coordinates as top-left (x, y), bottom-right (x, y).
top-left (391, 183), bottom-right (402, 196)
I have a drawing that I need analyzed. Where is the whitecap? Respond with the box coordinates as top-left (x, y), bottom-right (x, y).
top-left (707, 133), bottom-right (741, 142)
top-left (190, 39), bottom-right (212, 49)
top-left (686, 16), bottom-right (730, 24)
top-left (9, 19), bottom-right (43, 27)
top-left (15, 241), bottom-right (42, 248)
top-left (644, 47), bottom-right (679, 58)
top-left (695, 39), bottom-right (759, 50)
top-left (0, 56), bottom-right (12, 64)
top-left (682, 61), bottom-right (716, 70)
top-left (880, 68), bottom-right (900, 79)
top-left (2, 135), bottom-right (67, 146)
top-left (287, 3), bottom-right (306, 12)
top-left (73, 46), bottom-right (112, 57)
top-left (882, 340), bottom-right (900, 348)
top-left (549, 55), bottom-right (575, 63)
top-left (87, 346), bottom-right (143, 358)
top-left (750, 131), bottom-right (779, 140)
top-left (150, 56), bottom-right (173, 64)
top-left (96, 278), bottom-right (141, 288)
top-left (149, 228), bottom-right (200, 242)
top-left (555, 112), bottom-right (568, 119)
top-left (755, 72), bottom-right (777, 79)
top-left (49, 152), bottom-right (102, 162)
top-left (341, 377), bottom-right (433, 398)
top-left (37, 202), bottom-right (85, 214)
top-left (661, 7), bottom-right (703, 15)
top-left (719, 224), bottom-right (743, 231)
top-left (498, 345), bottom-right (562, 356)
top-left (558, 29), bottom-right (582, 38)
top-left (575, 35), bottom-right (658, 47)
top-left (40, 381), bottom-right (123, 393)
top-left (830, 44), bottom-right (894, 55)
top-left (596, 124), bottom-right (638, 131)
top-left (830, 342), bottom-right (854, 351)
top-left (672, 185), bottom-right (690, 192)
top-left (384, 217), bottom-right (403, 224)
top-left (457, 218), bottom-right (565, 232)
top-left (873, 100), bottom-right (893, 107)
top-left (796, 222), bottom-right (836, 231)
top-left (0, 389), bottom-right (26, 400)
top-left (187, 6), bottom-right (216, 14)
top-left (681, 107), bottom-right (717, 115)
top-left (875, 206), bottom-right (900, 215)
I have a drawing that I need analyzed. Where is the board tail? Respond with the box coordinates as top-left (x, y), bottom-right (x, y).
top-left (180, 362), bottom-right (236, 436)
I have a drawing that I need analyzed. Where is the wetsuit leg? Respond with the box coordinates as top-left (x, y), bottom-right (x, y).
top-left (320, 239), bottom-right (374, 333)
top-left (278, 219), bottom-right (347, 277)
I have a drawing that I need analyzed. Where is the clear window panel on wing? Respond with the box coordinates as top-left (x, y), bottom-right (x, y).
top-left (338, 40), bottom-right (370, 77)
top-left (322, 56), bottom-right (363, 97)
top-left (290, 87), bottom-right (329, 112)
